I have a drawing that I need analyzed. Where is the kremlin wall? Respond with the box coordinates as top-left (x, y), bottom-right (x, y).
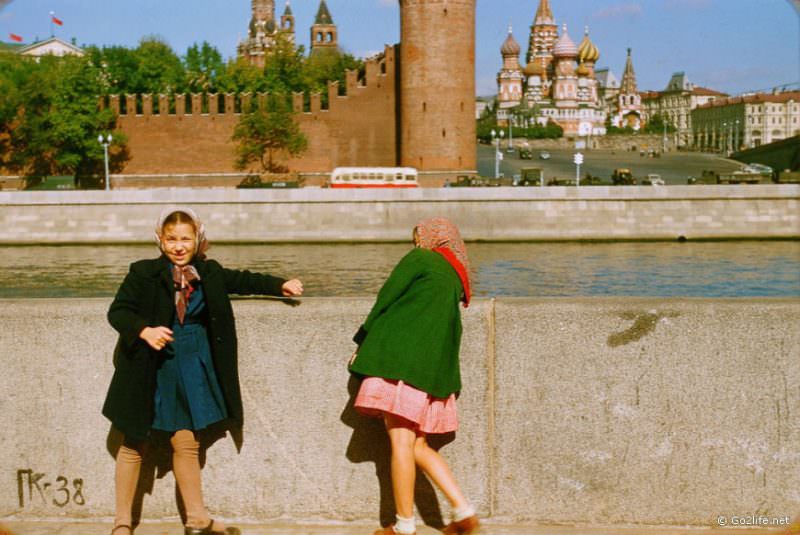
top-left (105, 47), bottom-right (398, 177)
top-left (105, 0), bottom-right (477, 181)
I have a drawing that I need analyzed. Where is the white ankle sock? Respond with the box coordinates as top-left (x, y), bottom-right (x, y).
top-left (394, 514), bottom-right (416, 533)
top-left (453, 504), bottom-right (475, 522)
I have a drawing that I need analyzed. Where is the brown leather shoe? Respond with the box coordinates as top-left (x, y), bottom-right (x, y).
top-left (442, 514), bottom-right (480, 534)
top-left (373, 526), bottom-right (416, 535)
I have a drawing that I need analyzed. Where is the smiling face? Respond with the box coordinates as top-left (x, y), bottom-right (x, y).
top-left (160, 222), bottom-right (197, 267)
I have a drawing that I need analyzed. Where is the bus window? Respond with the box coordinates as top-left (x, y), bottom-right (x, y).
top-left (395, 173), bottom-right (402, 181)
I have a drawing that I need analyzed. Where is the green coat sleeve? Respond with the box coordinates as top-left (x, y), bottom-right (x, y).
top-left (354, 249), bottom-right (421, 345)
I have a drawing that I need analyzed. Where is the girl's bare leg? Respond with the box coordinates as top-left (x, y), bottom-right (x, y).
top-left (413, 435), bottom-right (469, 510)
top-left (384, 414), bottom-right (418, 519)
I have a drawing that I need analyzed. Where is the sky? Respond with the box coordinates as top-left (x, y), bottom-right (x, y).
top-left (1, 0), bottom-right (798, 97)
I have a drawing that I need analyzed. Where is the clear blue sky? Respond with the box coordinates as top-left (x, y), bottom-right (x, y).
top-left (1, 0), bottom-right (798, 97)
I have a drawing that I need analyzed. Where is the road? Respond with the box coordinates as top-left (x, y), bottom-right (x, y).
top-left (477, 143), bottom-right (744, 185)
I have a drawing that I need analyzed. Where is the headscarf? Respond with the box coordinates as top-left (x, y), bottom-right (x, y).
top-left (414, 217), bottom-right (472, 307)
top-left (155, 208), bottom-right (208, 325)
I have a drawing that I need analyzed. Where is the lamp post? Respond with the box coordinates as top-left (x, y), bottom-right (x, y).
top-left (491, 129), bottom-right (504, 179)
top-left (98, 133), bottom-right (112, 191)
top-left (734, 119), bottom-right (740, 153)
top-left (507, 118), bottom-right (514, 152)
top-left (662, 118), bottom-right (667, 153)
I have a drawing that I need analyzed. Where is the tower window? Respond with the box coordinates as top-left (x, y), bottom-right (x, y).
top-left (423, 102), bottom-right (427, 112)
top-left (442, 129), bottom-right (446, 138)
top-left (316, 32), bottom-right (323, 42)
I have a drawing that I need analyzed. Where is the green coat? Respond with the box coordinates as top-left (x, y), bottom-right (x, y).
top-left (350, 248), bottom-right (464, 398)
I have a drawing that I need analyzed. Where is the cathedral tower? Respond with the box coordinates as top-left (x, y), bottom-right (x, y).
top-left (280, 1), bottom-right (295, 44)
top-left (527, 0), bottom-right (558, 72)
top-left (399, 0), bottom-right (476, 172)
top-left (239, 0), bottom-right (278, 67)
top-left (310, 0), bottom-right (338, 52)
top-left (615, 48), bottom-right (642, 128)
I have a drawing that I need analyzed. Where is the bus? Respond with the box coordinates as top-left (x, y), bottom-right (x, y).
top-left (329, 167), bottom-right (419, 188)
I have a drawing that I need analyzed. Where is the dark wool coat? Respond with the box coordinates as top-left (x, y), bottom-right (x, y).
top-left (102, 255), bottom-right (286, 442)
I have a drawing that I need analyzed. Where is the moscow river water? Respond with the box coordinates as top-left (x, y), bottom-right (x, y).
top-left (1, 241), bottom-right (798, 298)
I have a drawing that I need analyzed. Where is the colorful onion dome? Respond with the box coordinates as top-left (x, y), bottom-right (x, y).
top-left (578, 26), bottom-right (600, 63)
top-left (501, 26), bottom-right (521, 56)
top-left (553, 24), bottom-right (578, 57)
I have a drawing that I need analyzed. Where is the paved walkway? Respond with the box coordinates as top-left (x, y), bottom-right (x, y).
top-left (0, 522), bottom-right (793, 535)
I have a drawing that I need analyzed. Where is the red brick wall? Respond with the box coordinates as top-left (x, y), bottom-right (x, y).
top-left (399, 0), bottom-right (476, 171)
top-left (113, 46), bottom-right (398, 175)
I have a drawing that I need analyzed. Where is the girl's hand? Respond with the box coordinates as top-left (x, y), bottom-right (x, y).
top-left (140, 326), bottom-right (174, 351)
top-left (282, 279), bottom-right (304, 297)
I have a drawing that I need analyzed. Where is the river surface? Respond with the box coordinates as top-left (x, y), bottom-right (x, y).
top-left (1, 241), bottom-right (798, 298)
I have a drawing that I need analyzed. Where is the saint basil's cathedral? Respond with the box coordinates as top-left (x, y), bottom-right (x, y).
top-left (497, 0), bottom-right (643, 137)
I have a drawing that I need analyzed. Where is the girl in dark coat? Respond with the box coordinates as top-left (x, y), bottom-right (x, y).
top-left (349, 217), bottom-right (479, 535)
top-left (103, 208), bottom-right (303, 535)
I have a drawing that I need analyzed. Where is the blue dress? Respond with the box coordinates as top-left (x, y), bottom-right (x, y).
top-left (152, 284), bottom-right (229, 432)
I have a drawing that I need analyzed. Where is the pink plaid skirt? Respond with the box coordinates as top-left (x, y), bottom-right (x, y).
top-left (354, 376), bottom-right (458, 434)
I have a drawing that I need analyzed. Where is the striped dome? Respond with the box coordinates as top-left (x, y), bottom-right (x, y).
top-left (578, 27), bottom-right (600, 63)
top-left (553, 24), bottom-right (578, 57)
top-left (500, 27), bottom-right (521, 56)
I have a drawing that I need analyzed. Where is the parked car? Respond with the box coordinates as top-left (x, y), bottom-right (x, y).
top-left (642, 174), bottom-right (664, 186)
top-left (539, 151), bottom-right (551, 160)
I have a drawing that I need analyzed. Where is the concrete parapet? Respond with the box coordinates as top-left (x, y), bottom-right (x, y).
top-left (0, 186), bottom-right (797, 243)
top-left (0, 298), bottom-right (797, 526)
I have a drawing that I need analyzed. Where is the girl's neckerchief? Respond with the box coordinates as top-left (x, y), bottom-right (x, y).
top-left (172, 264), bottom-right (201, 325)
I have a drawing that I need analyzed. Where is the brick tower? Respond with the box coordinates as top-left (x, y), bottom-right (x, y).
top-left (399, 0), bottom-right (476, 172)
top-left (310, 0), bottom-right (338, 53)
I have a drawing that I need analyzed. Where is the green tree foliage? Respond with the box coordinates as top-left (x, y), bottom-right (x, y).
top-left (643, 114), bottom-right (677, 135)
top-left (1, 54), bottom-right (128, 186)
top-left (304, 47), bottom-right (364, 104)
top-left (184, 41), bottom-right (225, 94)
top-left (134, 36), bottom-right (186, 94)
top-left (232, 95), bottom-right (307, 174)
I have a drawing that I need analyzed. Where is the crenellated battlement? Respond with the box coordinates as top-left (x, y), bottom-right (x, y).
top-left (109, 44), bottom-right (398, 175)
top-left (102, 45), bottom-right (396, 118)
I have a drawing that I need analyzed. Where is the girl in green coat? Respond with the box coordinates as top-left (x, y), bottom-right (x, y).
top-left (350, 217), bottom-right (480, 535)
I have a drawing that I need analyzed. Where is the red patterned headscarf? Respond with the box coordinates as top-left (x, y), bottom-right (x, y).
top-left (414, 217), bottom-right (472, 307)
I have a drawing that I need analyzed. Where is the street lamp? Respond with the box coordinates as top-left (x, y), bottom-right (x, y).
top-left (491, 129), bottom-right (504, 179)
top-left (98, 133), bottom-right (112, 191)
top-left (507, 118), bottom-right (514, 152)
top-left (734, 119), bottom-right (740, 153)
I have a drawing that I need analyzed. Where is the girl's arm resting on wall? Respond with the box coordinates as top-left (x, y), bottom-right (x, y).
top-left (221, 266), bottom-right (287, 296)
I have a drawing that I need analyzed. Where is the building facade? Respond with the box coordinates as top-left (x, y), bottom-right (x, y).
top-left (642, 72), bottom-right (726, 148)
top-left (692, 91), bottom-right (800, 152)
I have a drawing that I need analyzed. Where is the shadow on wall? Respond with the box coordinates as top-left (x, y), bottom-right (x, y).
top-left (340, 375), bottom-right (455, 529)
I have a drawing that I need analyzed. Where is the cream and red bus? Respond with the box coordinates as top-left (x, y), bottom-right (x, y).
top-left (329, 167), bottom-right (419, 188)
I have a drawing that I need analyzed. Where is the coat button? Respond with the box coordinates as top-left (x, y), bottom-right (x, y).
top-left (216, 336), bottom-right (223, 343)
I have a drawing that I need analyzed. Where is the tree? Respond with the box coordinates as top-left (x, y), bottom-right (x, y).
top-left (7, 55), bottom-right (128, 186)
top-left (133, 36), bottom-right (186, 94)
top-left (184, 41), bottom-right (225, 94)
top-left (643, 114), bottom-right (676, 135)
top-left (303, 47), bottom-right (364, 105)
top-left (232, 95), bottom-right (307, 174)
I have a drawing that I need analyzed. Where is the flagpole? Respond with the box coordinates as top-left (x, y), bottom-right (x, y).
top-left (49, 11), bottom-right (54, 38)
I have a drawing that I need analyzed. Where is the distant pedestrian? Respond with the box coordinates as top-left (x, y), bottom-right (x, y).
top-left (103, 208), bottom-right (303, 535)
top-left (349, 217), bottom-right (479, 535)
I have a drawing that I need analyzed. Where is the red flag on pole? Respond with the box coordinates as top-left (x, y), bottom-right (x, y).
top-left (9, 33), bottom-right (23, 42)
top-left (51, 15), bottom-right (63, 26)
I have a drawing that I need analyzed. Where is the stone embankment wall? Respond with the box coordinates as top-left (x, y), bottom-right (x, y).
top-left (0, 298), bottom-right (797, 526)
top-left (0, 186), bottom-right (797, 243)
